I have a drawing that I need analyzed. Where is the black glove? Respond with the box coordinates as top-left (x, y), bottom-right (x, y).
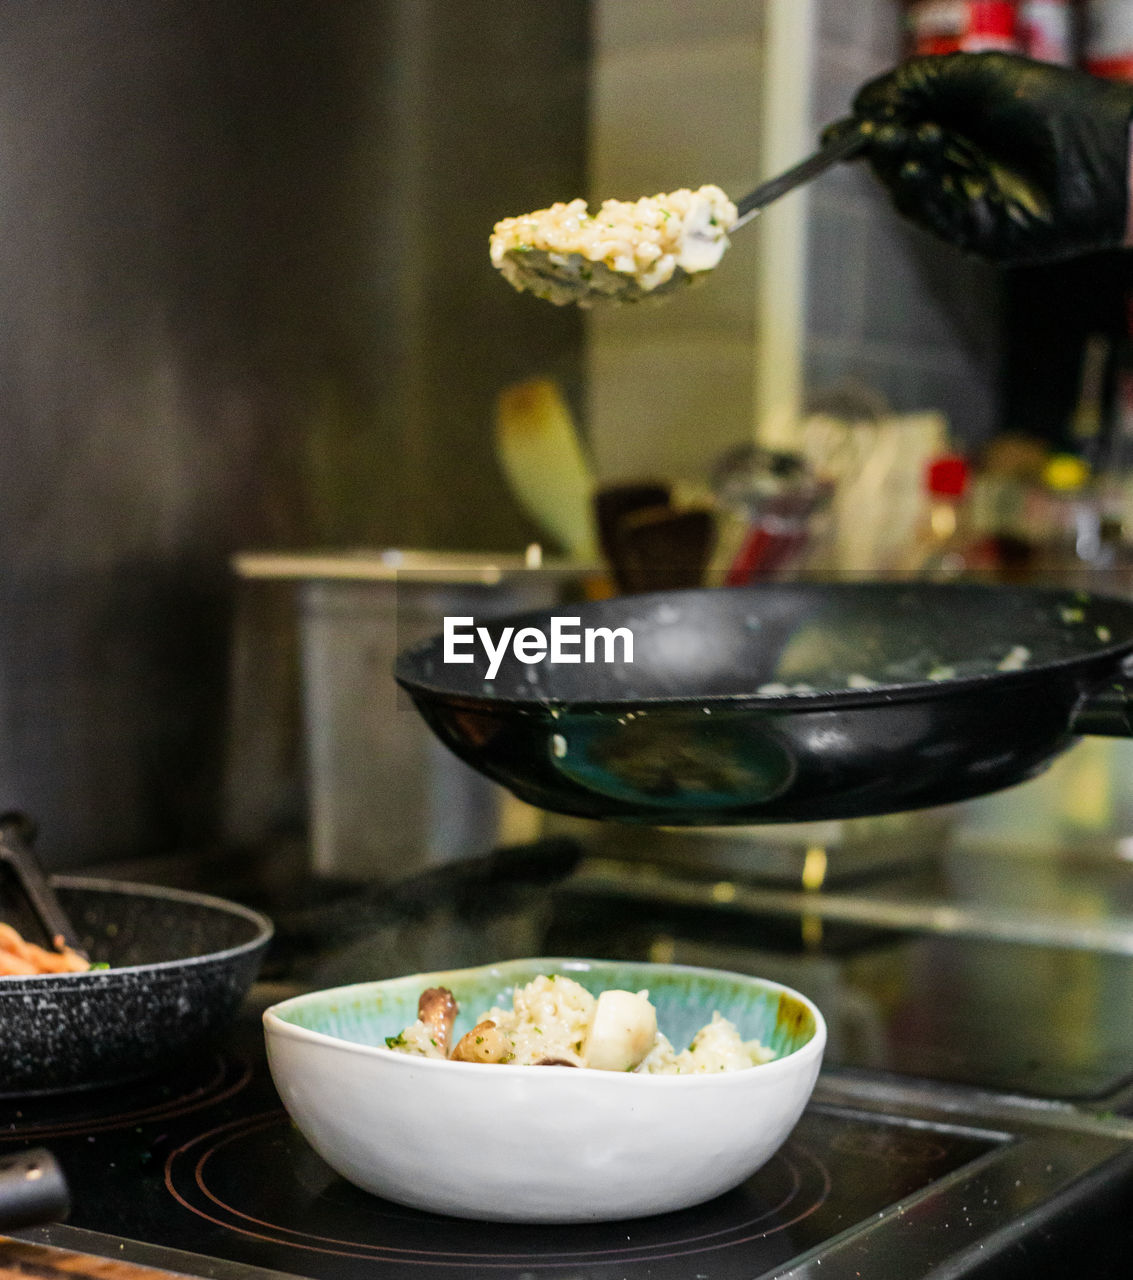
top-left (831, 53), bottom-right (1133, 265)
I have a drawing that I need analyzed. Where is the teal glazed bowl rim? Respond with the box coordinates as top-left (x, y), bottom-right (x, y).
top-left (264, 956), bottom-right (826, 1081)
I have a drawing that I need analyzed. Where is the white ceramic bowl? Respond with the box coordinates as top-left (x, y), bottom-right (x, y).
top-left (263, 956), bottom-right (826, 1223)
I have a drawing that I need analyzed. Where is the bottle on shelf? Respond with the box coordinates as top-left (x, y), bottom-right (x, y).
top-left (1084, 0), bottom-right (1133, 80)
top-left (1036, 452), bottom-right (1116, 582)
top-left (896, 453), bottom-right (975, 577)
top-left (903, 1), bottom-right (1021, 56)
top-left (901, 1), bottom-right (1077, 65)
top-left (965, 434), bottom-right (1047, 582)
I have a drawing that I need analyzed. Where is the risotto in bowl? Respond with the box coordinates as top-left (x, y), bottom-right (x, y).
top-left (263, 957), bottom-right (825, 1222)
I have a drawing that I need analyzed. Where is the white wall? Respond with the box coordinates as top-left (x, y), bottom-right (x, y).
top-left (586, 0), bottom-right (770, 485)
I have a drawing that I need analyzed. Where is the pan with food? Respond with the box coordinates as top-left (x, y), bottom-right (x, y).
top-left (395, 581), bottom-right (1133, 825)
top-left (0, 874), bottom-right (272, 1095)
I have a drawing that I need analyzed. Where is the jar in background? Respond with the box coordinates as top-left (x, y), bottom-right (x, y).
top-left (1084, 0), bottom-right (1133, 79)
top-left (905, 1), bottom-right (1020, 54)
top-left (896, 453), bottom-right (976, 577)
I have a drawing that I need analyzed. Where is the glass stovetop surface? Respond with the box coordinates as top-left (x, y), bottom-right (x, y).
top-left (5, 838), bottom-right (1133, 1280)
top-left (544, 870), bottom-right (1133, 1102)
top-left (0, 1021), bottom-right (999, 1280)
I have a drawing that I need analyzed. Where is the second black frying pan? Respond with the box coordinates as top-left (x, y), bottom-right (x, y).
top-left (395, 581), bottom-right (1133, 825)
top-left (0, 878), bottom-right (272, 1095)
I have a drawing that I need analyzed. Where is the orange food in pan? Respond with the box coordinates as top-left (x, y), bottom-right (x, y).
top-left (0, 922), bottom-right (89, 975)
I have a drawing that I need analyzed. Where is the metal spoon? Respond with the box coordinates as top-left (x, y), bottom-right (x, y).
top-left (733, 120), bottom-right (869, 227)
top-left (492, 119), bottom-right (868, 306)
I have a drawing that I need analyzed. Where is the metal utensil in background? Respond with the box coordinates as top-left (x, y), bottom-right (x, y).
top-left (0, 1150), bottom-right (70, 1230)
top-left (0, 811), bottom-right (87, 959)
top-left (710, 446), bottom-right (832, 584)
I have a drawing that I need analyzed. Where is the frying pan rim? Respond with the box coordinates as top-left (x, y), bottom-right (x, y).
top-left (394, 578), bottom-right (1133, 711)
top-left (395, 659), bottom-right (1127, 713)
top-left (0, 876), bottom-right (273, 985)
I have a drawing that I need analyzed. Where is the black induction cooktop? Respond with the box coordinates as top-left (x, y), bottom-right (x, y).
top-left (160, 1101), bottom-right (989, 1277)
top-left (5, 841), bottom-right (1133, 1279)
top-left (5, 997), bottom-right (1132, 1280)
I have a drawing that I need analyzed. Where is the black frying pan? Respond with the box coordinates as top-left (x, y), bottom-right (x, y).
top-left (0, 878), bottom-right (272, 1095)
top-left (395, 581), bottom-right (1133, 825)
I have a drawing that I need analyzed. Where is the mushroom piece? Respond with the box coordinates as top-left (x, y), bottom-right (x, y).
top-left (417, 987), bottom-right (459, 1057)
top-left (451, 1019), bottom-right (513, 1064)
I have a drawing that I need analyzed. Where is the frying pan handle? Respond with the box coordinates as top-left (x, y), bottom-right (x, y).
top-left (0, 1149), bottom-right (70, 1230)
top-left (1070, 674), bottom-right (1133, 737)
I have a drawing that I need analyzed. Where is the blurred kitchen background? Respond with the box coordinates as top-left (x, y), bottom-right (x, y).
top-left (2, 0), bottom-right (1133, 879)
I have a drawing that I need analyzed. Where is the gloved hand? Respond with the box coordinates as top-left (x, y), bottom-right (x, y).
top-left (830, 53), bottom-right (1133, 265)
